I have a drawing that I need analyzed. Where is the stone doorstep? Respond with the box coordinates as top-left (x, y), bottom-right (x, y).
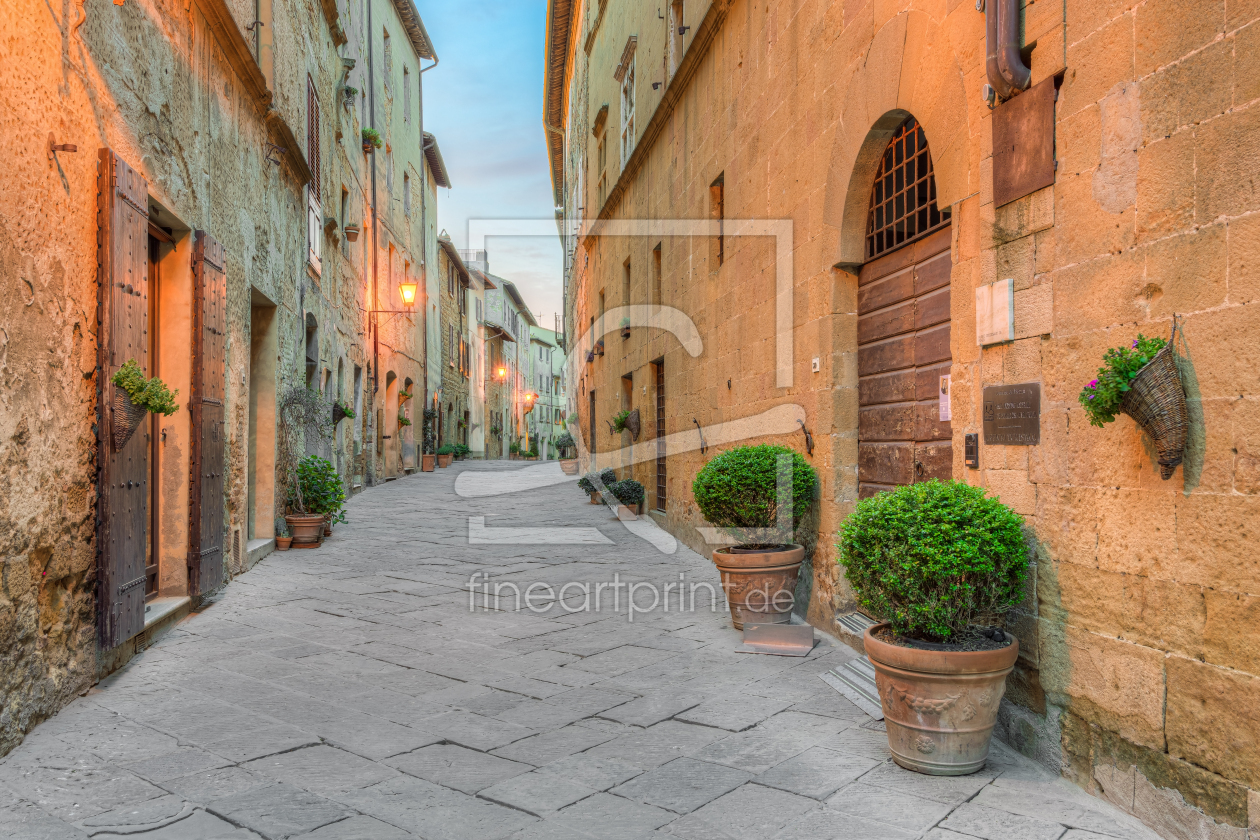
top-left (246, 538), bottom-right (274, 569)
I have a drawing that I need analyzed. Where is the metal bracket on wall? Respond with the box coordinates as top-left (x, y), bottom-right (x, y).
top-left (693, 418), bottom-right (707, 455)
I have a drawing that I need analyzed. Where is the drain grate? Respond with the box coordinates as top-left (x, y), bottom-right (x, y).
top-left (820, 654), bottom-right (884, 720)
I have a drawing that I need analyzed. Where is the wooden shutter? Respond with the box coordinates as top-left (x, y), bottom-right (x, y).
top-left (96, 149), bottom-right (150, 649)
top-left (189, 231), bottom-right (226, 596)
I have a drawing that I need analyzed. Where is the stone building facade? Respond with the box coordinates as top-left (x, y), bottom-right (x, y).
top-left (0, 0), bottom-right (443, 757)
top-left (436, 234), bottom-right (471, 450)
top-left (546, 0), bottom-right (1260, 834)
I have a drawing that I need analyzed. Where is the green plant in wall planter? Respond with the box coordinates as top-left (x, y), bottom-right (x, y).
top-left (398, 415), bottom-right (412, 428)
top-left (836, 480), bottom-right (1029, 775)
top-left (620, 317), bottom-right (631, 338)
top-left (110, 358), bottom-right (179, 450)
top-left (1079, 326), bottom-right (1188, 479)
top-left (333, 400), bottom-right (355, 423)
top-left (361, 128), bottom-right (383, 151)
top-left (610, 409), bottom-right (631, 434)
top-left (399, 390), bottom-right (413, 401)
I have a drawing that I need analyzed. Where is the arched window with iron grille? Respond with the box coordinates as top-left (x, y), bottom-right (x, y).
top-left (866, 117), bottom-right (951, 260)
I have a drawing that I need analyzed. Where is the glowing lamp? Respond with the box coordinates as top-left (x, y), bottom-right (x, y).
top-left (399, 279), bottom-right (418, 306)
top-left (496, 366), bottom-right (507, 380)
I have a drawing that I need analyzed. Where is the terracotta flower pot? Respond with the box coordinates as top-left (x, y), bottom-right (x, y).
top-left (589, 491), bottom-right (601, 504)
top-left (615, 504), bottom-right (637, 520)
top-left (323, 515), bottom-right (333, 537)
top-left (422, 454), bottom-right (435, 472)
top-left (864, 622), bottom-right (1018, 776)
top-left (711, 544), bottom-right (804, 630)
top-left (559, 459), bottom-right (579, 475)
top-left (438, 453), bottom-right (452, 467)
top-left (275, 536), bottom-right (292, 550)
top-left (285, 514), bottom-right (325, 546)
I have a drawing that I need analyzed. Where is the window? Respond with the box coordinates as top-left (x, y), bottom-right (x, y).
top-left (597, 134), bottom-right (607, 206)
top-left (668, 1), bottom-right (684, 78)
top-left (383, 29), bottom-right (392, 83)
top-left (306, 77), bottom-right (322, 276)
top-left (866, 116), bottom-right (950, 259)
top-left (710, 173), bottom-right (724, 266)
top-left (620, 54), bottom-right (636, 166)
top-left (476, 298), bottom-right (482, 321)
top-left (652, 242), bottom-right (662, 305)
top-left (448, 261), bottom-right (455, 296)
top-left (403, 66), bottom-right (411, 123)
top-left (449, 324), bottom-right (456, 366)
top-left (403, 171), bottom-right (411, 216)
top-left (623, 259), bottom-right (631, 307)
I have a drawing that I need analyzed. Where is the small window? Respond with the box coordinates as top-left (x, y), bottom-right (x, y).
top-left (306, 76), bottom-right (321, 196)
top-left (403, 66), bottom-right (411, 123)
top-left (620, 55), bottom-right (636, 166)
top-left (668, 1), bottom-right (684, 77)
top-left (710, 173), bottom-right (724, 266)
top-left (385, 146), bottom-right (394, 193)
top-left (403, 172), bottom-right (411, 216)
top-left (652, 242), bottom-right (662, 305)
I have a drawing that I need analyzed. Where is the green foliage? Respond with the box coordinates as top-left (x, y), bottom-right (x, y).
top-left (437, 444), bottom-right (456, 455)
top-left (692, 445), bottom-right (816, 533)
top-left (291, 455), bottom-right (347, 523)
top-left (422, 408), bottom-right (437, 454)
top-left (836, 480), bottom-right (1029, 641)
top-left (399, 390), bottom-right (413, 401)
top-left (610, 479), bottom-right (645, 507)
top-left (509, 441), bottom-right (520, 454)
top-left (361, 128), bottom-right (383, 149)
top-left (398, 415), bottom-right (412, 427)
top-left (343, 85), bottom-right (359, 96)
top-left (577, 468), bottom-right (617, 494)
top-left (111, 359), bottom-right (180, 416)
top-left (620, 317), bottom-right (631, 328)
top-left (335, 400), bottom-right (355, 419)
top-left (554, 431), bottom-right (575, 454)
top-left (1079, 334), bottom-right (1168, 427)
top-left (611, 409), bottom-right (631, 433)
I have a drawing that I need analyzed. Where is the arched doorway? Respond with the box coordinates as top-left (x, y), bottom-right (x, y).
top-left (857, 116), bottom-right (953, 498)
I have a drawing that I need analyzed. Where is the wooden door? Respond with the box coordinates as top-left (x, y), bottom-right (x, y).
top-left (857, 226), bottom-right (953, 498)
top-left (96, 149), bottom-right (150, 648)
top-left (654, 361), bottom-right (666, 510)
top-left (189, 231), bottom-right (226, 596)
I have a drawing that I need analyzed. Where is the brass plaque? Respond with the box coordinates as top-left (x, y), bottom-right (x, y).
top-left (982, 383), bottom-right (1041, 446)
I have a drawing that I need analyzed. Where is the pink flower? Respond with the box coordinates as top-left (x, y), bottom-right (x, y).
top-left (1088, 379), bottom-right (1098, 388)
top-left (1132, 339), bottom-right (1139, 348)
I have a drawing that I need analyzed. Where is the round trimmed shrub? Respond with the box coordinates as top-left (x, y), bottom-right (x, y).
top-left (610, 479), bottom-right (645, 507)
top-left (837, 480), bottom-right (1028, 641)
top-left (577, 468), bottom-right (617, 494)
top-left (692, 445), bottom-right (816, 533)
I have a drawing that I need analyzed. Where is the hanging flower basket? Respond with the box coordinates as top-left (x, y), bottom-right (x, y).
top-left (112, 387), bottom-right (148, 452)
top-left (1119, 332), bottom-right (1188, 480)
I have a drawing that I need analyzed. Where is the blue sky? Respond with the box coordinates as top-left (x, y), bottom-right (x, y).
top-left (418, 0), bottom-right (563, 330)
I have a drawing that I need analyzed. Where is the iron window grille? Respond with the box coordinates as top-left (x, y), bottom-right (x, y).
top-left (865, 117), bottom-right (950, 260)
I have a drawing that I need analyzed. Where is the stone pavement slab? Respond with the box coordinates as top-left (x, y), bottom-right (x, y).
top-left (0, 463), bottom-right (1166, 839)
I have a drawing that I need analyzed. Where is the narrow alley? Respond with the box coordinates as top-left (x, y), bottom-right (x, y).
top-left (0, 463), bottom-right (1160, 840)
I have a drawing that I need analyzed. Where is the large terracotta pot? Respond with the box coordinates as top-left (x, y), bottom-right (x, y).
top-left (864, 622), bottom-right (1018, 776)
top-left (285, 514), bottom-right (325, 546)
top-left (711, 544), bottom-right (804, 630)
top-left (589, 491), bottom-right (601, 504)
top-left (559, 459), bottom-right (579, 475)
top-left (438, 453), bottom-right (452, 468)
top-left (422, 454), bottom-right (435, 472)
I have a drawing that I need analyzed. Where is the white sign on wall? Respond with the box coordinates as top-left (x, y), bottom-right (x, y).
top-left (976, 278), bottom-right (1015, 346)
top-left (939, 374), bottom-right (952, 422)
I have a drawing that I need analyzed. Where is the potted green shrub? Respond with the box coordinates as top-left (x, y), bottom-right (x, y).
top-left (509, 440), bottom-right (520, 460)
top-left (287, 455), bottom-right (346, 545)
top-left (454, 443), bottom-right (470, 460)
top-left (110, 358), bottom-right (179, 451)
top-left (275, 526), bottom-right (292, 551)
top-left (692, 444), bottom-right (816, 629)
top-left (1079, 326), bottom-right (1187, 479)
top-left (620, 317), bottom-right (631, 339)
top-left (421, 408), bottom-right (436, 471)
top-left (333, 400), bottom-right (355, 424)
top-left (362, 127), bottom-right (382, 153)
top-left (837, 480), bottom-right (1029, 776)
top-left (555, 431), bottom-right (578, 474)
top-left (436, 444), bottom-right (455, 468)
top-left (577, 468), bottom-right (617, 504)
top-left (610, 478), bottom-right (645, 518)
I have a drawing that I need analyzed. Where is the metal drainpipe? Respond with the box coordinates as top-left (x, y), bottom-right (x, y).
top-left (985, 0), bottom-right (1030, 101)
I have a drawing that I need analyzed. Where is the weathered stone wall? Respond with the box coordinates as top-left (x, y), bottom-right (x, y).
top-left (0, 0), bottom-right (435, 758)
top-left (438, 246), bottom-right (469, 448)
top-left (563, 0), bottom-right (1260, 832)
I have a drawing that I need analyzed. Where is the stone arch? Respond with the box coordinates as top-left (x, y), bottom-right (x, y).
top-left (823, 11), bottom-right (971, 268)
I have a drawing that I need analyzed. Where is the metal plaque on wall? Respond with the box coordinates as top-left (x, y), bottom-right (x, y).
top-left (982, 383), bottom-right (1041, 445)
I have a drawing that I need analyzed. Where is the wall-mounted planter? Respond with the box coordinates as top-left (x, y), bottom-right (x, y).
top-left (1120, 341), bottom-right (1188, 479)
top-left (344, 224), bottom-right (360, 242)
top-left (111, 388), bottom-right (147, 451)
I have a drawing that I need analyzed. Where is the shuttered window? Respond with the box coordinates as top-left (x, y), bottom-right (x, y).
top-left (190, 232), bottom-right (227, 596)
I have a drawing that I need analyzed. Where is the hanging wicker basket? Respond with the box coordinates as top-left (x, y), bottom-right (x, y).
top-left (112, 387), bottom-right (148, 452)
top-left (1118, 321), bottom-right (1188, 480)
top-left (625, 408), bottom-right (641, 440)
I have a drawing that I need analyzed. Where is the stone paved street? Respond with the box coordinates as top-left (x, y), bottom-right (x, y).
top-left (0, 463), bottom-right (1162, 839)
